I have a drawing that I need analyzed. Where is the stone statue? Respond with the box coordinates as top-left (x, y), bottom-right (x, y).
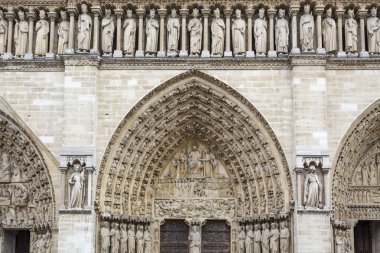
top-left (269, 223), bottom-right (279, 253)
top-left (144, 226), bottom-right (152, 253)
top-left (232, 9), bottom-right (246, 56)
top-left (280, 222), bottom-right (290, 253)
top-left (136, 225), bottom-right (144, 253)
top-left (303, 165), bottom-right (322, 209)
top-left (343, 231), bottom-right (351, 253)
top-left (211, 8), bottom-right (225, 56)
top-left (275, 9), bottom-right (289, 54)
top-left (245, 225), bottom-right (254, 253)
top-left (120, 224), bottom-right (128, 252)
top-left (77, 3), bottom-right (92, 52)
top-left (123, 10), bottom-right (136, 56)
top-left (237, 225), bottom-right (245, 253)
top-left (0, 151), bottom-right (11, 181)
top-left (110, 222), bottom-right (120, 253)
top-left (35, 10), bottom-right (49, 56)
top-left (188, 9), bottom-right (202, 56)
top-left (335, 229), bottom-right (343, 253)
top-left (322, 8), bottom-right (337, 53)
top-left (188, 225), bottom-right (201, 253)
top-left (14, 10), bottom-right (28, 58)
top-left (189, 146), bottom-right (202, 175)
top-left (345, 9), bottom-right (358, 53)
top-left (261, 223), bottom-right (270, 253)
top-left (0, 10), bottom-right (7, 55)
top-left (57, 11), bottom-right (69, 55)
top-left (369, 160), bottom-right (377, 185)
top-left (44, 231), bottom-right (51, 253)
top-left (367, 7), bottom-right (380, 54)
top-left (127, 224), bottom-right (136, 253)
top-left (300, 4), bottom-right (314, 52)
top-left (145, 9), bottom-right (159, 56)
top-left (102, 9), bottom-right (115, 56)
top-left (100, 222), bottom-right (111, 253)
top-left (254, 8), bottom-right (267, 56)
top-left (167, 9), bottom-right (180, 57)
top-left (253, 224), bottom-right (261, 253)
top-left (68, 163), bottom-right (84, 208)
top-left (201, 149), bottom-right (212, 177)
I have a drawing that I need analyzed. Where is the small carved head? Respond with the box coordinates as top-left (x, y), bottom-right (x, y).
top-left (192, 225), bottom-right (198, 231)
top-left (61, 11), bottom-right (67, 20)
top-left (126, 9), bottom-right (133, 18)
top-left (348, 9), bottom-right (354, 18)
top-left (304, 4), bottom-right (310, 14)
top-left (171, 9), bottom-right (177, 18)
top-left (214, 8), bottom-right (220, 18)
top-left (271, 222), bottom-right (277, 229)
top-left (371, 7), bottom-right (377, 17)
top-left (278, 9), bottom-right (285, 18)
top-left (39, 9), bottom-right (46, 19)
top-left (102, 221), bottom-right (109, 228)
top-left (105, 8), bottom-right (111, 18)
top-left (18, 10), bottom-right (25, 20)
top-left (121, 223), bottom-right (127, 230)
top-left (235, 9), bottom-right (241, 18)
top-left (259, 8), bottom-right (265, 18)
top-left (149, 9), bottom-right (156, 18)
top-left (193, 8), bottom-right (199, 17)
top-left (326, 7), bottom-right (332, 17)
top-left (81, 3), bottom-right (88, 14)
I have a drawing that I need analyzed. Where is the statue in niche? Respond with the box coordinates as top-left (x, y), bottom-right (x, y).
top-left (303, 165), bottom-right (322, 208)
top-left (144, 225), bottom-right (152, 253)
top-left (77, 3), bottom-right (92, 52)
top-left (170, 153), bottom-right (180, 178)
top-left (0, 151), bottom-right (11, 181)
top-left (43, 231), bottom-right (51, 253)
top-left (335, 229), bottom-right (343, 253)
top-left (189, 145), bottom-right (202, 175)
top-left (367, 7), bottom-right (380, 54)
top-left (167, 9), bottom-right (180, 57)
top-left (253, 224), bottom-right (262, 253)
top-left (110, 222), bottom-right (120, 253)
top-left (369, 159), bottom-right (377, 185)
top-left (269, 223), bottom-right (280, 253)
top-left (211, 8), bottom-right (225, 56)
top-left (232, 9), bottom-right (246, 56)
top-left (179, 150), bottom-right (187, 176)
top-left (322, 8), bottom-right (337, 53)
top-left (345, 9), bottom-right (358, 53)
top-left (280, 222), bottom-right (290, 253)
top-left (35, 9), bottom-right (49, 56)
top-left (300, 4), bottom-right (314, 51)
top-left (275, 9), bottom-right (289, 54)
top-left (123, 10), bottom-right (136, 56)
top-left (201, 149), bottom-right (212, 177)
top-left (100, 222), bottom-right (111, 253)
top-left (57, 11), bottom-right (69, 55)
top-left (102, 9), bottom-right (115, 56)
top-left (361, 162), bottom-right (370, 185)
top-left (254, 8), bottom-right (267, 56)
top-left (14, 10), bottom-right (28, 58)
top-left (188, 225), bottom-right (201, 253)
top-left (120, 224), bottom-right (128, 251)
top-left (68, 162), bottom-right (84, 208)
top-left (261, 223), bottom-right (270, 253)
top-left (237, 225), bottom-right (245, 253)
top-left (188, 8), bottom-right (202, 56)
top-left (136, 225), bottom-right (144, 253)
top-left (245, 225), bottom-right (254, 253)
top-left (0, 10), bottom-right (7, 55)
top-left (343, 231), bottom-right (352, 253)
top-left (145, 9), bottom-right (159, 56)
top-left (127, 224), bottom-right (136, 253)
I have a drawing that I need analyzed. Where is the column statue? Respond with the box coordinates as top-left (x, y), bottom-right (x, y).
top-left (254, 8), bottom-right (267, 56)
top-left (0, 151), bottom-right (11, 181)
top-left (0, 10), bottom-right (7, 55)
top-left (201, 149), bottom-right (212, 177)
top-left (127, 224), bottom-right (136, 253)
top-left (101, 9), bottom-right (115, 56)
top-left (343, 231), bottom-right (352, 253)
top-left (136, 225), bottom-right (144, 253)
top-left (345, 9), bottom-right (358, 53)
top-left (77, 3), bottom-right (92, 52)
top-left (211, 8), bottom-right (225, 57)
top-left (189, 225), bottom-right (201, 253)
top-left (57, 11), bottom-right (69, 55)
top-left (237, 225), bottom-right (245, 253)
top-left (144, 225), bottom-right (152, 253)
top-left (120, 224), bottom-right (128, 252)
top-left (280, 222), bottom-right (290, 253)
top-left (188, 8), bottom-right (202, 56)
top-left (303, 165), bottom-right (322, 209)
top-left (245, 225), bottom-right (254, 253)
top-left (253, 224), bottom-right (262, 253)
top-left (367, 7), bottom-right (380, 54)
top-left (35, 10), bottom-right (49, 56)
top-left (300, 4), bottom-right (314, 52)
top-left (269, 223), bottom-right (280, 253)
top-left (100, 222), bottom-right (111, 253)
top-left (68, 163), bottom-right (84, 208)
top-left (275, 9), bottom-right (289, 54)
top-left (110, 222), bottom-right (120, 253)
top-left (123, 10), bottom-right (136, 56)
top-left (14, 10), bottom-right (28, 58)
top-left (322, 8), bottom-right (337, 53)
top-left (189, 145), bottom-right (202, 176)
top-left (167, 9), bottom-right (180, 57)
top-left (231, 9), bottom-right (246, 56)
top-left (261, 223), bottom-right (270, 253)
top-left (145, 9), bottom-right (159, 56)
top-left (335, 229), bottom-right (343, 253)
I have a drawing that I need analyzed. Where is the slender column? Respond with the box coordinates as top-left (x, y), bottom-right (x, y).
top-left (315, 5), bottom-right (325, 54)
top-left (24, 11), bottom-right (35, 59)
top-left (46, 11), bottom-right (57, 58)
top-left (113, 8), bottom-right (123, 57)
top-left (294, 168), bottom-right (303, 208)
top-left (322, 168), bottom-right (330, 209)
top-left (90, 6), bottom-right (101, 55)
top-left (157, 9), bottom-right (166, 58)
top-left (336, 9), bottom-right (347, 57)
top-left (179, 8), bottom-right (189, 57)
top-left (66, 7), bottom-right (76, 54)
top-left (59, 168), bottom-right (68, 209)
top-left (358, 9), bottom-right (369, 58)
top-left (224, 8), bottom-right (233, 57)
top-left (201, 8), bottom-right (210, 57)
top-left (3, 12), bottom-right (15, 59)
top-left (246, 8), bottom-right (255, 57)
top-left (135, 8), bottom-right (145, 57)
top-left (267, 8), bottom-right (277, 57)
top-left (290, 5), bottom-right (300, 54)
top-left (86, 167), bottom-right (95, 208)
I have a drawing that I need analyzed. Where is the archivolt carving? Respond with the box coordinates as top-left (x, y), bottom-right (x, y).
top-left (96, 70), bottom-right (293, 219)
top-left (332, 99), bottom-right (380, 221)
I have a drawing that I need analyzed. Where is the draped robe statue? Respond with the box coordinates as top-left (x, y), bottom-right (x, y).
top-left (123, 10), bottom-right (136, 56)
top-left (322, 8), bottom-right (337, 53)
top-left (189, 225), bottom-right (201, 253)
top-left (253, 224), bottom-right (262, 253)
top-left (101, 9), bottom-right (115, 55)
top-left (144, 226), bottom-right (152, 253)
top-left (58, 11), bottom-right (69, 54)
top-left (145, 9), bottom-right (159, 56)
top-left (367, 7), bottom-right (380, 54)
top-left (303, 165), bottom-right (322, 208)
top-left (211, 8), bottom-right (225, 56)
top-left (261, 223), bottom-right (270, 253)
top-left (68, 163), bottom-right (84, 208)
top-left (127, 224), bottom-right (136, 253)
top-left (188, 9), bottom-right (202, 56)
top-left (0, 11), bottom-right (7, 55)
top-left (35, 10), bottom-right (49, 56)
top-left (120, 224), bottom-right (128, 252)
top-left (335, 230), bottom-right (344, 253)
top-left (275, 9), bottom-right (289, 54)
top-left (232, 9), bottom-right (246, 56)
top-left (269, 223), bottom-right (280, 253)
top-left (110, 223), bottom-right (120, 253)
top-left (345, 9), bottom-right (358, 53)
top-left (100, 222), bottom-right (111, 253)
top-left (237, 226), bottom-right (245, 253)
top-left (136, 225), bottom-right (144, 253)
top-left (14, 11), bottom-right (28, 57)
top-left (300, 4), bottom-right (314, 51)
top-left (77, 4), bottom-right (92, 52)
top-left (245, 225), bottom-right (254, 253)
top-left (167, 9), bottom-right (180, 56)
top-left (254, 8), bottom-right (267, 55)
top-left (280, 222), bottom-right (290, 253)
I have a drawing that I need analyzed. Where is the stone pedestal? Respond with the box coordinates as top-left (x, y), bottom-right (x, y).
top-left (291, 48), bottom-right (301, 54)
top-left (45, 52), bottom-right (55, 59)
top-left (316, 48), bottom-right (326, 55)
top-left (201, 50), bottom-right (210, 58)
top-left (179, 50), bottom-right (188, 57)
top-left (246, 51), bottom-right (255, 58)
top-left (135, 50), bottom-right (145, 58)
top-left (223, 51), bottom-right (233, 57)
top-left (90, 48), bottom-right (100, 55)
top-left (337, 51), bottom-right (347, 58)
top-left (268, 50), bottom-right (277, 58)
top-left (113, 50), bottom-right (123, 58)
top-left (24, 53), bottom-right (33, 60)
top-left (157, 51), bottom-right (166, 58)
top-left (2, 53), bottom-right (13, 60)
top-left (359, 51), bottom-right (370, 58)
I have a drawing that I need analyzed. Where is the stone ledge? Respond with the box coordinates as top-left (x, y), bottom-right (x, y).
top-left (59, 208), bottom-right (92, 214)
top-left (297, 207), bottom-right (332, 214)
top-left (0, 59), bottom-right (64, 72)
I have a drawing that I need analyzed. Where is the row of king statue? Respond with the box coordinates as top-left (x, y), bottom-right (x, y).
top-left (0, 4), bottom-right (380, 59)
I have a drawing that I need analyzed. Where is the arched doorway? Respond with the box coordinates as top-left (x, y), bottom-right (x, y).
top-left (331, 99), bottom-right (380, 253)
top-left (95, 70), bottom-right (294, 253)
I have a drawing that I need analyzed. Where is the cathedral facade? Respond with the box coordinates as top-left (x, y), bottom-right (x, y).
top-left (0, 0), bottom-right (379, 253)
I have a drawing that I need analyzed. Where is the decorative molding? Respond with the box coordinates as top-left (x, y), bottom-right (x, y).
top-left (0, 59), bottom-right (64, 72)
top-left (62, 54), bottom-right (101, 67)
top-left (58, 208), bottom-right (92, 214)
